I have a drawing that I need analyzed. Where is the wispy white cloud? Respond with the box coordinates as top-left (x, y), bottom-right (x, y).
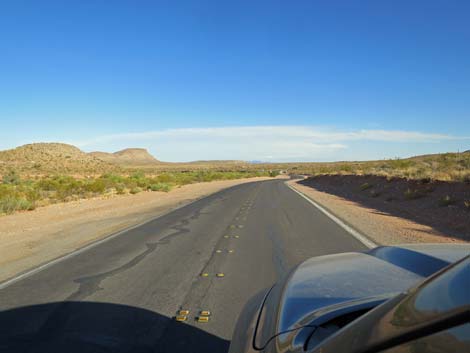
top-left (70, 126), bottom-right (463, 162)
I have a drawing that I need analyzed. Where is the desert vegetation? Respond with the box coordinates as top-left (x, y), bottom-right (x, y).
top-left (283, 152), bottom-right (470, 182)
top-left (0, 170), bottom-right (273, 215)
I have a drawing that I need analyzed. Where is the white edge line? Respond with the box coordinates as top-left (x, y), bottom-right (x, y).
top-left (0, 180), bottom-right (262, 290)
top-left (286, 182), bottom-right (377, 249)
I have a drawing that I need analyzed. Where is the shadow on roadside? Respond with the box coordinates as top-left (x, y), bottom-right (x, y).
top-left (0, 301), bottom-right (229, 353)
top-left (297, 175), bottom-right (470, 242)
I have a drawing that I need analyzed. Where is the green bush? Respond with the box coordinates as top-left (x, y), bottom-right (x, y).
top-left (115, 183), bottom-right (126, 195)
top-left (2, 170), bottom-right (21, 185)
top-left (130, 187), bottom-right (142, 194)
top-left (84, 179), bottom-right (106, 194)
top-left (149, 183), bottom-right (172, 192)
top-left (0, 196), bottom-right (34, 214)
top-left (0, 170), bottom-right (269, 215)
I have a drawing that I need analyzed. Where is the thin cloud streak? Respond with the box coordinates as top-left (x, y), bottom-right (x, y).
top-left (69, 126), bottom-right (465, 162)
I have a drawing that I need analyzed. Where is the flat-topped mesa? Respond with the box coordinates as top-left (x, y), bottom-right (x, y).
top-left (89, 148), bottom-right (160, 166)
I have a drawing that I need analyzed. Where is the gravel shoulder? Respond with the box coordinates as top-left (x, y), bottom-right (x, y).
top-left (287, 178), bottom-right (467, 245)
top-left (0, 177), bottom-right (273, 283)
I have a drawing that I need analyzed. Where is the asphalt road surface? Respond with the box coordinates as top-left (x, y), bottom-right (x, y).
top-left (0, 179), bottom-right (366, 353)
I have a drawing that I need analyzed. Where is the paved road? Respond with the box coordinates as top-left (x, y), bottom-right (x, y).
top-left (0, 179), bottom-right (366, 353)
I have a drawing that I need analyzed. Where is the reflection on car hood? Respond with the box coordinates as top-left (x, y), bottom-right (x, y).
top-left (254, 244), bottom-right (470, 350)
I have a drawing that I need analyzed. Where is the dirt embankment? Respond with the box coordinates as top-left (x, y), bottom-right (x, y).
top-left (0, 177), bottom-right (273, 284)
top-left (289, 175), bottom-right (470, 245)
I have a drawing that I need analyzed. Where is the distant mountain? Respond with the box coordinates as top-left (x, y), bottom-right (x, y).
top-left (187, 160), bottom-right (247, 164)
top-left (0, 143), bottom-right (117, 174)
top-left (89, 148), bottom-right (160, 166)
top-left (248, 160), bottom-right (268, 164)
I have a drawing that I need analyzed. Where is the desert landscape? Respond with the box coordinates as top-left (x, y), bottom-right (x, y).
top-left (2, 2), bottom-right (470, 351)
top-left (1, 144), bottom-right (469, 243)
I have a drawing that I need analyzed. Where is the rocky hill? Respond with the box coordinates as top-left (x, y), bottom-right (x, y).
top-left (89, 148), bottom-right (160, 166)
top-left (0, 143), bottom-right (118, 175)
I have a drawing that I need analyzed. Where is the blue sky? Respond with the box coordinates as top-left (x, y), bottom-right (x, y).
top-left (1, 0), bottom-right (469, 162)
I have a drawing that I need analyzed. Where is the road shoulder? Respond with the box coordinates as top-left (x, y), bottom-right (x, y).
top-left (287, 179), bottom-right (465, 245)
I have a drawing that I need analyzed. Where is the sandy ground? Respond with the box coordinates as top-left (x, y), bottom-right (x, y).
top-left (288, 179), bottom-right (466, 245)
top-left (0, 177), bottom-right (272, 283)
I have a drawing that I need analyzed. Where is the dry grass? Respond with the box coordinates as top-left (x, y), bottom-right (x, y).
top-left (271, 151), bottom-right (470, 182)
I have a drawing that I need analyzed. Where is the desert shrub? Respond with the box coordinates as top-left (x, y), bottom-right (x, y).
top-left (177, 174), bottom-right (197, 185)
top-left (24, 186), bottom-right (41, 202)
top-left (130, 187), bottom-right (142, 194)
top-left (37, 178), bottom-right (60, 191)
top-left (388, 159), bottom-right (415, 170)
top-left (0, 196), bottom-right (34, 214)
top-left (155, 173), bottom-right (174, 183)
top-left (115, 183), bottom-right (126, 195)
top-left (438, 195), bottom-right (455, 207)
top-left (130, 171), bottom-right (145, 179)
top-left (2, 170), bottom-right (21, 185)
top-left (149, 183), bottom-right (172, 192)
top-left (339, 164), bottom-right (353, 173)
top-left (404, 188), bottom-right (424, 200)
top-left (84, 179), bottom-right (106, 194)
top-left (101, 173), bottom-right (125, 187)
top-left (359, 183), bottom-right (372, 191)
top-left (0, 184), bottom-right (15, 199)
top-left (0, 170), bottom-right (270, 215)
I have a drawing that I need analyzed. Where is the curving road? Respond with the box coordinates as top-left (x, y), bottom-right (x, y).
top-left (0, 179), bottom-right (366, 353)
